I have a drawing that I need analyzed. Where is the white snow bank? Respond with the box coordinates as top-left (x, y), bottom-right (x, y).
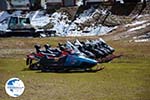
top-left (74, 7), bottom-right (95, 23)
top-left (49, 12), bottom-right (71, 36)
top-left (31, 16), bottom-right (50, 28)
top-left (30, 11), bottom-right (50, 28)
top-left (0, 9), bottom-right (114, 36)
top-left (65, 7), bottom-right (113, 36)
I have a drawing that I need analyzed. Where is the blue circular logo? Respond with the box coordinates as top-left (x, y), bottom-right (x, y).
top-left (5, 78), bottom-right (25, 97)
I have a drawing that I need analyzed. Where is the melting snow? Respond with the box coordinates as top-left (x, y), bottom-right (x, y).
top-left (76, 0), bottom-right (83, 6)
top-left (0, 8), bottom-right (115, 36)
top-left (125, 20), bottom-right (147, 27)
top-left (31, 16), bottom-right (50, 28)
top-left (128, 23), bottom-right (150, 32)
top-left (66, 7), bottom-right (113, 36)
top-left (134, 39), bottom-right (150, 42)
top-left (30, 11), bottom-right (50, 28)
top-left (49, 12), bottom-right (70, 36)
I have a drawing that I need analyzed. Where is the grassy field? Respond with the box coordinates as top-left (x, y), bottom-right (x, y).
top-left (0, 37), bottom-right (150, 100)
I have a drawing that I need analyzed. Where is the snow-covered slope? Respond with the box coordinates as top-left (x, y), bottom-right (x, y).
top-left (66, 7), bottom-right (113, 36)
top-left (0, 1), bottom-right (150, 37)
top-left (45, 7), bottom-right (113, 36)
top-left (30, 11), bottom-right (50, 28)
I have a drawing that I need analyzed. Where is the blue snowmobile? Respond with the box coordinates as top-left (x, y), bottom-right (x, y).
top-left (40, 54), bottom-right (99, 72)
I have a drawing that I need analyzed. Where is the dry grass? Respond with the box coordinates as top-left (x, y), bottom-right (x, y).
top-left (0, 37), bottom-right (150, 100)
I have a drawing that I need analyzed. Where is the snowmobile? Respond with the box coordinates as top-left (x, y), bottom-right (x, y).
top-left (5, 16), bottom-right (53, 37)
top-left (69, 39), bottom-right (120, 63)
top-left (26, 44), bottom-right (100, 72)
top-left (39, 54), bottom-right (98, 72)
top-left (71, 38), bottom-right (115, 59)
top-left (26, 38), bottom-right (120, 72)
top-left (6, 16), bottom-right (38, 37)
top-left (26, 44), bottom-right (60, 70)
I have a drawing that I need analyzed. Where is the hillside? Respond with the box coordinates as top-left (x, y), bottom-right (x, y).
top-left (0, 1), bottom-right (150, 40)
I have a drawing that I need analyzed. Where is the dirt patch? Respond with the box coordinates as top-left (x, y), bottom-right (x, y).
top-left (0, 49), bottom-right (33, 58)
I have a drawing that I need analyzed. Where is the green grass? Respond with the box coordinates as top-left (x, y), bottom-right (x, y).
top-left (0, 37), bottom-right (150, 100)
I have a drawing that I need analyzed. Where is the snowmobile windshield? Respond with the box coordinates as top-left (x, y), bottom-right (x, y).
top-left (9, 17), bottom-right (18, 27)
top-left (19, 18), bottom-right (30, 25)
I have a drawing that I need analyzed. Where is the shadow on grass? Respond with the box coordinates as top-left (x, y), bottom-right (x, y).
top-left (22, 68), bottom-right (40, 71)
top-left (22, 68), bottom-right (104, 74)
top-left (36, 70), bottom-right (101, 74)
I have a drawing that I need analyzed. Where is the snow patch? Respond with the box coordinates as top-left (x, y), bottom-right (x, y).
top-left (0, 8), bottom-right (115, 36)
top-left (48, 10), bottom-right (110, 36)
top-left (76, 0), bottom-right (83, 6)
top-left (30, 11), bottom-right (50, 28)
top-left (31, 16), bottom-right (50, 28)
top-left (49, 12), bottom-right (70, 36)
top-left (65, 7), bottom-right (113, 36)
top-left (125, 20), bottom-right (147, 27)
top-left (137, 14), bottom-right (150, 18)
top-left (128, 23), bottom-right (150, 32)
top-left (134, 39), bottom-right (150, 42)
